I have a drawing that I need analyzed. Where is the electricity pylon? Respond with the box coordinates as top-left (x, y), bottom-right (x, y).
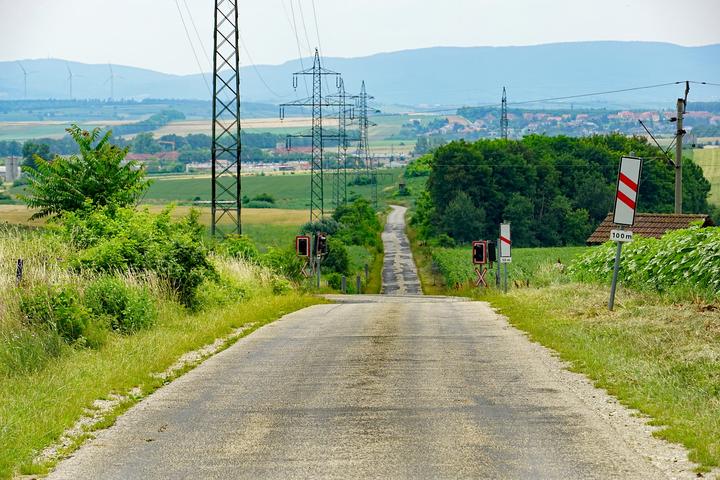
top-left (280, 49), bottom-right (340, 223)
top-left (501, 86), bottom-right (508, 140)
top-left (353, 81), bottom-right (378, 208)
top-left (211, 0), bottom-right (242, 236)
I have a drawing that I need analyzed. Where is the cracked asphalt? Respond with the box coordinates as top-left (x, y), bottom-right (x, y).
top-left (46, 205), bottom-right (679, 479)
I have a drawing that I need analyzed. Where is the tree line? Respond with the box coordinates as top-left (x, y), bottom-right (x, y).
top-left (411, 134), bottom-right (714, 247)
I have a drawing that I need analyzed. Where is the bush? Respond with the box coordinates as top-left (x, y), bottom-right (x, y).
top-left (63, 206), bottom-right (216, 308)
top-left (326, 272), bottom-right (342, 290)
top-left (323, 237), bottom-right (350, 274)
top-left (301, 218), bottom-right (341, 236)
top-left (260, 247), bottom-right (305, 281)
top-left (252, 193), bottom-right (276, 204)
top-left (219, 235), bottom-right (259, 262)
top-left (19, 285), bottom-right (106, 348)
top-left (245, 201), bottom-right (276, 209)
top-left (332, 199), bottom-right (381, 248)
top-left (84, 277), bottom-right (156, 334)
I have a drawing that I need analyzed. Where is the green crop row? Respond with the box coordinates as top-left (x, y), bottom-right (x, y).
top-left (570, 226), bottom-right (720, 300)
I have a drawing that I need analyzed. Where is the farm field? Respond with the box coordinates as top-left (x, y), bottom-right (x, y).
top-left (136, 170), bottom-right (403, 208)
top-left (425, 245), bottom-right (589, 290)
top-left (0, 205), bottom-right (307, 251)
top-left (691, 148), bottom-right (720, 206)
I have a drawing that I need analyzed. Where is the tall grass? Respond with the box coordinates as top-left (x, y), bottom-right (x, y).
top-left (0, 225), bottom-right (322, 478)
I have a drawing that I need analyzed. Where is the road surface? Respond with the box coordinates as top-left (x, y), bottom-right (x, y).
top-left (48, 206), bottom-right (683, 479)
top-left (381, 206), bottom-right (421, 295)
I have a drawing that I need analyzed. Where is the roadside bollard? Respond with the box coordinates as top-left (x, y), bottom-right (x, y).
top-left (16, 259), bottom-right (24, 286)
top-left (341, 275), bottom-right (347, 293)
top-left (356, 275), bottom-right (362, 294)
top-left (364, 263), bottom-right (369, 281)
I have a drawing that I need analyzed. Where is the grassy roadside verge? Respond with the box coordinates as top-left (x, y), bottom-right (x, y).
top-left (0, 293), bottom-right (323, 479)
top-left (485, 286), bottom-right (720, 472)
top-left (408, 223), bottom-right (720, 472)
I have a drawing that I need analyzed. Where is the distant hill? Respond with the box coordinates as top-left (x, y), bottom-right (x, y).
top-left (1, 42), bottom-right (719, 108)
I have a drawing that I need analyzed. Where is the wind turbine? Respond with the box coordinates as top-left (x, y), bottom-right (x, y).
top-left (16, 61), bottom-right (36, 99)
top-left (104, 63), bottom-right (123, 100)
top-left (66, 63), bottom-right (77, 99)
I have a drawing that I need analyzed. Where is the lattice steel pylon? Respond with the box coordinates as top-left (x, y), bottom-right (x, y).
top-left (280, 49), bottom-right (340, 223)
top-left (500, 86), bottom-right (508, 140)
top-left (332, 78), bottom-right (353, 208)
top-left (211, 0), bottom-right (242, 236)
top-left (353, 81), bottom-right (378, 207)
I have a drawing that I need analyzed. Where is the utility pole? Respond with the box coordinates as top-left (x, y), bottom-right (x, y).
top-left (211, 0), bottom-right (242, 236)
top-left (674, 90), bottom-right (687, 214)
top-left (501, 86), bottom-right (508, 140)
top-left (280, 49), bottom-right (340, 223)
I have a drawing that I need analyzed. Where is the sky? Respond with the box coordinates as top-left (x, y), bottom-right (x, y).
top-left (0, 0), bottom-right (719, 75)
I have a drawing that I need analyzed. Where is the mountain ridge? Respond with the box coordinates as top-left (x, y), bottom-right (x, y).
top-left (1, 41), bottom-right (719, 108)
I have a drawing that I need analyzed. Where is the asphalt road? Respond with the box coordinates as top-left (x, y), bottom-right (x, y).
top-left (48, 206), bottom-right (675, 479)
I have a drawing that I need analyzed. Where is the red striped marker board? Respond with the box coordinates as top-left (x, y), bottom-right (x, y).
top-left (613, 157), bottom-right (643, 226)
top-left (499, 223), bottom-right (511, 263)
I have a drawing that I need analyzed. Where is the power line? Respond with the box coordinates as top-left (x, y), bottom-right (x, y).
top-left (181, 0), bottom-right (212, 70)
top-left (237, 32), bottom-right (289, 99)
top-left (172, 0), bottom-right (211, 94)
top-left (421, 81), bottom-right (688, 114)
top-left (295, 0), bottom-right (314, 58)
top-left (310, 0), bottom-right (323, 58)
top-left (282, 0), bottom-right (310, 96)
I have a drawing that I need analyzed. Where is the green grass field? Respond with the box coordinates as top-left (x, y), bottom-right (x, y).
top-left (426, 245), bottom-right (589, 290)
top-left (132, 170), bottom-right (403, 209)
top-left (692, 148), bottom-right (720, 206)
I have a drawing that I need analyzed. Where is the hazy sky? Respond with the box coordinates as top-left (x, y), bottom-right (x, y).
top-left (1, 0), bottom-right (719, 75)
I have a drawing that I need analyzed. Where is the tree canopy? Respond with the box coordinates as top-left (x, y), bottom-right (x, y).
top-left (21, 126), bottom-right (150, 219)
top-left (412, 134), bottom-right (712, 247)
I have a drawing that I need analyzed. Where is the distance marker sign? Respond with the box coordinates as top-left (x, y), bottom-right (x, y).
top-left (613, 156), bottom-right (643, 226)
top-left (499, 223), bottom-right (511, 262)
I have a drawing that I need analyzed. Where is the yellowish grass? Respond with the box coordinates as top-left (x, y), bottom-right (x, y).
top-left (152, 117), bottom-right (313, 137)
top-left (0, 205), bottom-right (308, 227)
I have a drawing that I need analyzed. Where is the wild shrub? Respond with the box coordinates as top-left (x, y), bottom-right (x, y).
top-left (323, 237), bottom-right (350, 275)
top-left (84, 277), bottom-right (156, 334)
top-left (19, 285), bottom-right (107, 348)
top-left (219, 235), bottom-right (259, 262)
top-left (63, 206), bottom-right (216, 307)
top-left (260, 247), bottom-right (305, 281)
top-left (326, 273), bottom-right (342, 290)
top-left (332, 199), bottom-right (382, 248)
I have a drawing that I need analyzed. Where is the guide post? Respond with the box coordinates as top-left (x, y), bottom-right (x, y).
top-left (608, 156), bottom-right (642, 310)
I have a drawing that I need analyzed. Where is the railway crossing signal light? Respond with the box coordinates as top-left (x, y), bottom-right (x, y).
top-left (472, 241), bottom-right (488, 265)
top-left (487, 241), bottom-right (497, 263)
top-left (296, 236), bottom-right (311, 257)
top-left (315, 233), bottom-right (328, 257)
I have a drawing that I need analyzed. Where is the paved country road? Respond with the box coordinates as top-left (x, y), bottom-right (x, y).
top-left (47, 206), bottom-right (691, 479)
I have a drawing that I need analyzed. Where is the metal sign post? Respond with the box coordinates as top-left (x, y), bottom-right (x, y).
top-left (499, 224), bottom-right (511, 293)
top-left (608, 156), bottom-right (642, 311)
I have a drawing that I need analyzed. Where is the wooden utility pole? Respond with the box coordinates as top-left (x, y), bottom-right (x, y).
top-left (674, 97), bottom-right (685, 214)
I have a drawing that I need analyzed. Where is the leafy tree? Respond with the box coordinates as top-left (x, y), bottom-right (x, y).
top-left (21, 126), bottom-right (150, 219)
top-left (22, 141), bottom-right (50, 170)
top-left (132, 133), bottom-right (160, 154)
top-left (442, 191), bottom-right (486, 243)
top-left (503, 194), bottom-right (536, 247)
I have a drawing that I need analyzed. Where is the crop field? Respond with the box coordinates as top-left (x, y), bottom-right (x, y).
top-left (0, 205), bottom-right (307, 251)
top-left (133, 170), bottom-right (403, 208)
top-left (430, 245), bottom-right (590, 288)
top-left (691, 148), bottom-right (720, 206)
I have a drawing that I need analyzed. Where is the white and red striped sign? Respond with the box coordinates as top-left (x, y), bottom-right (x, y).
top-left (613, 157), bottom-right (643, 226)
top-left (500, 223), bottom-right (511, 260)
